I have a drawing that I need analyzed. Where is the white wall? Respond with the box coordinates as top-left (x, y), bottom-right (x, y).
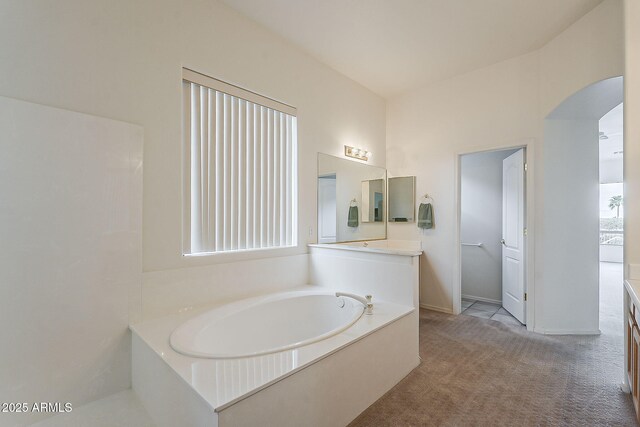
top-left (0, 0), bottom-right (388, 421)
top-left (0, 97), bottom-right (142, 425)
top-left (0, 0), bottom-right (386, 273)
top-left (538, 0), bottom-right (624, 118)
top-left (542, 119), bottom-right (600, 333)
top-left (386, 0), bottom-right (624, 332)
top-left (0, 0), bottom-right (386, 318)
top-left (533, 0), bottom-right (624, 332)
top-left (601, 158), bottom-right (624, 184)
top-left (386, 50), bottom-right (540, 314)
top-left (601, 245), bottom-right (624, 263)
top-left (539, 77), bottom-right (623, 333)
top-left (625, 0), bottom-right (640, 281)
top-left (460, 149), bottom-right (517, 303)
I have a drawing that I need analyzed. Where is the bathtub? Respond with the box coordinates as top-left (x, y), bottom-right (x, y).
top-left (170, 292), bottom-right (365, 359)
top-left (131, 288), bottom-right (418, 426)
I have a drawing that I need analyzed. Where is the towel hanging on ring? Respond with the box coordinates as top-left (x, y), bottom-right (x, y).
top-left (347, 199), bottom-right (359, 228)
top-left (417, 202), bottom-right (433, 229)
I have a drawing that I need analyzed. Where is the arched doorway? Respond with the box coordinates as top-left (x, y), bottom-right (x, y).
top-left (542, 76), bottom-right (623, 334)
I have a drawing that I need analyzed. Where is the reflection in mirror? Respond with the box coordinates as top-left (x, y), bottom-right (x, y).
top-left (317, 153), bottom-right (386, 243)
top-left (361, 179), bottom-right (384, 223)
top-left (388, 176), bottom-right (416, 223)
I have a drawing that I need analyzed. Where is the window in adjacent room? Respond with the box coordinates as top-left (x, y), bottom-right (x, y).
top-left (182, 68), bottom-right (298, 255)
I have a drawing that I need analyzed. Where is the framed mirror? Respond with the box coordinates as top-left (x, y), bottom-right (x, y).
top-left (388, 176), bottom-right (416, 223)
top-left (317, 153), bottom-right (386, 243)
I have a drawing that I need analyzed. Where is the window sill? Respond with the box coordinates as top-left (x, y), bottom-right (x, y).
top-left (178, 245), bottom-right (304, 267)
top-left (183, 244), bottom-right (298, 257)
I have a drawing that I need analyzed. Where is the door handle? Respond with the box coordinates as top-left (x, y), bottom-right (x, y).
top-left (500, 239), bottom-right (506, 246)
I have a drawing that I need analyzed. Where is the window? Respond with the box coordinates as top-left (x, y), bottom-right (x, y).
top-left (599, 182), bottom-right (624, 246)
top-left (182, 69), bottom-right (297, 255)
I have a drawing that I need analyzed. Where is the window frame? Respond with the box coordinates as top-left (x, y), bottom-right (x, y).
top-left (182, 68), bottom-right (298, 256)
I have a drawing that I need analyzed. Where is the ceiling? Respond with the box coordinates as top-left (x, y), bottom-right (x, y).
top-left (599, 102), bottom-right (623, 163)
top-left (221, 0), bottom-right (603, 98)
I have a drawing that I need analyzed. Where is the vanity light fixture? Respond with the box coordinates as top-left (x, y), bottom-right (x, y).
top-left (345, 145), bottom-right (370, 161)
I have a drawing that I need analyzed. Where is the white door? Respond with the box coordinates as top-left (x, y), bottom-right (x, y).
top-left (318, 176), bottom-right (337, 243)
top-left (502, 149), bottom-right (526, 324)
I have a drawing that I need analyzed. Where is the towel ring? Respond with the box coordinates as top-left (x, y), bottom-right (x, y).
top-left (350, 198), bottom-right (357, 207)
top-left (421, 193), bottom-right (434, 203)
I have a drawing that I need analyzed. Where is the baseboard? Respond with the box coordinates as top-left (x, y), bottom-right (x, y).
top-left (461, 294), bottom-right (502, 305)
top-left (533, 328), bottom-right (601, 336)
top-left (419, 303), bottom-right (453, 314)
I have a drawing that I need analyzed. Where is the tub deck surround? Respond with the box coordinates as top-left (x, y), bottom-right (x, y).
top-left (140, 254), bottom-right (309, 321)
top-left (309, 239), bottom-right (423, 257)
top-left (133, 241), bottom-right (422, 425)
top-left (131, 288), bottom-right (414, 415)
top-left (309, 241), bottom-right (422, 311)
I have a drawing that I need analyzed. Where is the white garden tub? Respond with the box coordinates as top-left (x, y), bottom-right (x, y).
top-left (132, 287), bottom-right (417, 426)
top-left (170, 292), bottom-right (365, 359)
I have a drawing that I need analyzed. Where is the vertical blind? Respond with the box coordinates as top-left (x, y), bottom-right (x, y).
top-left (182, 69), bottom-right (297, 255)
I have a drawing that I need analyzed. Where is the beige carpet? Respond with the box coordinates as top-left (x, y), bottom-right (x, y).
top-left (350, 307), bottom-right (637, 426)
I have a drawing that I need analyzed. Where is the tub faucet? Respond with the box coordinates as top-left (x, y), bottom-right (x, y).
top-left (335, 292), bottom-right (373, 315)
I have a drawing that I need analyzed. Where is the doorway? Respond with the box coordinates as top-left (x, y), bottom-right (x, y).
top-left (541, 76), bottom-right (623, 335)
top-left (459, 148), bottom-right (526, 327)
top-left (599, 102), bottom-right (624, 335)
top-left (317, 174), bottom-right (337, 243)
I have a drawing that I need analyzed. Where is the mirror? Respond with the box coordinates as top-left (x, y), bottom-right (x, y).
top-left (388, 176), bottom-right (416, 223)
top-left (317, 153), bottom-right (386, 243)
